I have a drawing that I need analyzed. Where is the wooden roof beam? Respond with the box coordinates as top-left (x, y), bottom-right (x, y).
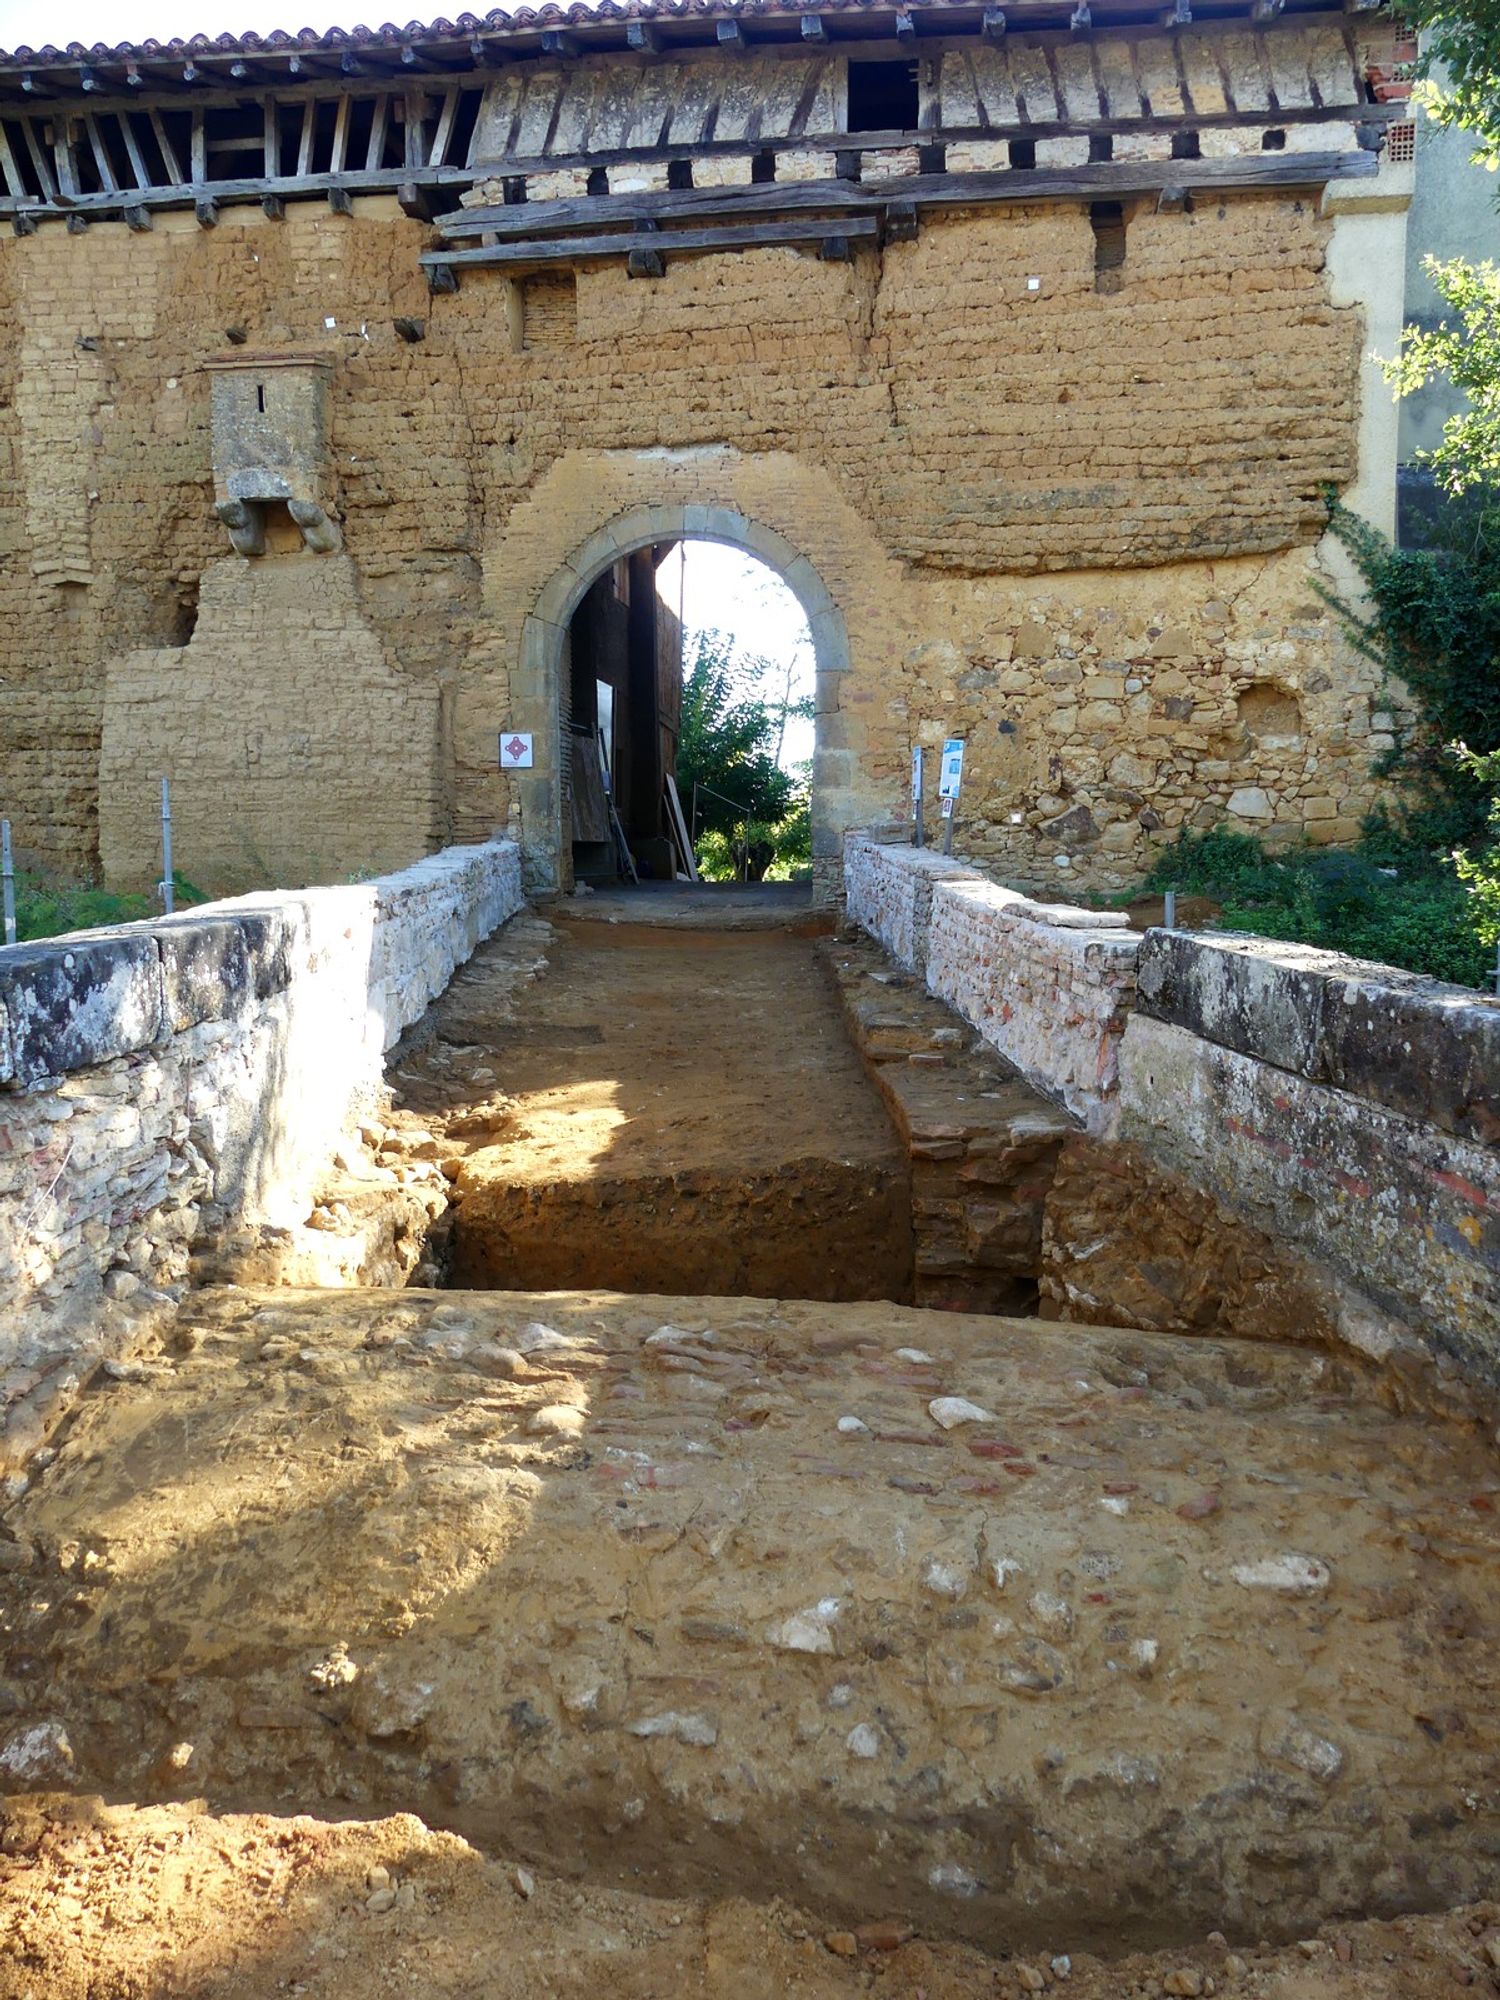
top-left (423, 212), bottom-right (881, 273)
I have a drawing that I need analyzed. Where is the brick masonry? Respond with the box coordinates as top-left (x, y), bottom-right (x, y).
top-left (0, 184), bottom-right (1395, 899)
top-left (0, 838), bottom-right (523, 1447)
top-left (846, 836), bottom-right (1140, 1131)
top-left (844, 835), bottom-right (1500, 1385)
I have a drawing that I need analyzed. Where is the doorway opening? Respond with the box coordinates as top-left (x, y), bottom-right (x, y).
top-left (563, 538), bottom-right (815, 890)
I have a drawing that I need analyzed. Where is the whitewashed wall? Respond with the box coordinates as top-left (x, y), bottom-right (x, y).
top-left (0, 840), bottom-right (524, 1401)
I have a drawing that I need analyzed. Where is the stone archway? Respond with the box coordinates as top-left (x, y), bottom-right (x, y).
top-left (508, 502), bottom-right (851, 900)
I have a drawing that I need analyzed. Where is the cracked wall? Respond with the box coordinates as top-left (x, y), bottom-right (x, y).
top-left (0, 186), bottom-right (1393, 895)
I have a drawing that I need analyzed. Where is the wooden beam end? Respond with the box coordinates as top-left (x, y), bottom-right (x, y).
top-left (399, 180), bottom-right (438, 223)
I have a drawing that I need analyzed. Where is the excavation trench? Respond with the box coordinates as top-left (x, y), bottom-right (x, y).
top-left (359, 904), bottom-right (1070, 1317)
top-left (10, 900), bottom-right (1500, 1993)
top-left (384, 910), bottom-right (925, 1305)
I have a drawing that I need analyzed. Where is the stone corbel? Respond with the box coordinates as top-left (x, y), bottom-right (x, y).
top-left (288, 498), bottom-right (343, 554)
top-left (215, 497), bottom-right (266, 557)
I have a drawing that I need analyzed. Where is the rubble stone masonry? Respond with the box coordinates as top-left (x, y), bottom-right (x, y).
top-left (846, 837), bottom-right (1500, 1385)
top-left (0, 839), bottom-right (523, 1432)
top-left (0, 180), bottom-right (1391, 896)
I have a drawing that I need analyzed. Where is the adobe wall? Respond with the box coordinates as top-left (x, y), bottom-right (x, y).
top-left (0, 182), bottom-right (1393, 897)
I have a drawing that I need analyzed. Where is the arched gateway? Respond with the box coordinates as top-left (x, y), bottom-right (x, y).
top-left (509, 505), bottom-right (852, 900)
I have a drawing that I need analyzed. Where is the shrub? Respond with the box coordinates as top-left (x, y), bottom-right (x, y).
top-left (12, 872), bottom-right (204, 944)
top-left (1143, 828), bottom-right (1493, 988)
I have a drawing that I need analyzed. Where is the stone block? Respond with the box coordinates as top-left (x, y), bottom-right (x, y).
top-left (0, 933), bottom-right (163, 1087)
top-left (152, 913), bottom-right (296, 1032)
top-left (1136, 929), bottom-right (1500, 1146)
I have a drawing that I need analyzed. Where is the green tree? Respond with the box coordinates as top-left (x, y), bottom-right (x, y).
top-left (675, 630), bottom-right (811, 881)
top-left (1400, 0), bottom-right (1500, 163)
top-left (1325, 499), bottom-right (1500, 851)
top-left (1452, 743), bottom-right (1500, 950)
top-left (1384, 257), bottom-right (1500, 494)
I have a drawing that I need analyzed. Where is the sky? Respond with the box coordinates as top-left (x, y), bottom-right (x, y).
top-left (657, 542), bottom-right (816, 772)
top-left (0, 0), bottom-right (356, 44)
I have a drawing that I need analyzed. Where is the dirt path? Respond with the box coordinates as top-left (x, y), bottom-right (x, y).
top-left (4, 1794), bottom-right (1498, 2000)
top-left (6, 1286), bottom-right (1500, 1960)
top-left (389, 914), bottom-right (914, 1300)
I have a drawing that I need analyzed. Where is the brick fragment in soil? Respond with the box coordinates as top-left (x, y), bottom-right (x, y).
top-left (4, 1287), bottom-right (1500, 1960)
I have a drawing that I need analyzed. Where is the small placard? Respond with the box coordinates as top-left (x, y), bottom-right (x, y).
top-left (498, 731), bottom-right (534, 771)
top-left (939, 737), bottom-right (965, 799)
top-left (940, 794), bottom-right (956, 819)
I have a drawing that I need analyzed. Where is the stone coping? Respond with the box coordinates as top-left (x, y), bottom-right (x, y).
top-left (0, 841), bottom-right (517, 1091)
top-left (848, 838), bottom-right (1137, 936)
top-left (1137, 928), bottom-right (1500, 1148)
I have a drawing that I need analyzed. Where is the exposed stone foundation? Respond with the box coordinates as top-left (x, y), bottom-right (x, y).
top-left (844, 835), bottom-right (1500, 1389)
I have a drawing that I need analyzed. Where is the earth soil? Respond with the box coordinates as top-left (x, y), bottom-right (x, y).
top-left (389, 912), bottom-right (915, 1301)
top-left (3, 1795), bottom-right (1500, 1999)
top-left (4, 1288), bottom-right (1499, 1958)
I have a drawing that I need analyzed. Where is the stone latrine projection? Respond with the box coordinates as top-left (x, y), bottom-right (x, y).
top-left (0, 0), bottom-right (1414, 898)
top-left (205, 349), bottom-right (343, 554)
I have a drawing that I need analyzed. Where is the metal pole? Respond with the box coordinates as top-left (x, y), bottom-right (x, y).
top-left (940, 795), bottom-right (955, 857)
top-left (1491, 940), bottom-right (1500, 997)
top-left (159, 777), bottom-right (174, 915)
top-left (912, 747), bottom-right (924, 849)
top-left (1163, 888), bottom-right (1177, 931)
top-left (1, 820), bottom-right (15, 947)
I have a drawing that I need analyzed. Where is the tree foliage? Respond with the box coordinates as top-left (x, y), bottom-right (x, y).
top-left (1142, 826), bottom-right (1492, 984)
top-left (1384, 257), bottom-right (1500, 494)
top-left (675, 630), bottom-right (811, 881)
top-left (1325, 499), bottom-right (1500, 850)
top-left (1402, 0), bottom-right (1500, 163)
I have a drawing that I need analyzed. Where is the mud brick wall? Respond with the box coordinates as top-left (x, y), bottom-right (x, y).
top-left (100, 556), bottom-right (446, 895)
top-left (0, 185), bottom-right (1391, 899)
top-left (0, 839), bottom-right (523, 1418)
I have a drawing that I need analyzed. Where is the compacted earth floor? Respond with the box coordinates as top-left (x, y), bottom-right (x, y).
top-left (386, 902), bottom-right (914, 1300)
top-left (2, 1289), bottom-right (1500, 1995)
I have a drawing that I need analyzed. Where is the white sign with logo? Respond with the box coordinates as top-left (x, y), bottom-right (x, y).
top-left (939, 738), bottom-right (965, 799)
top-left (498, 731), bottom-right (534, 770)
